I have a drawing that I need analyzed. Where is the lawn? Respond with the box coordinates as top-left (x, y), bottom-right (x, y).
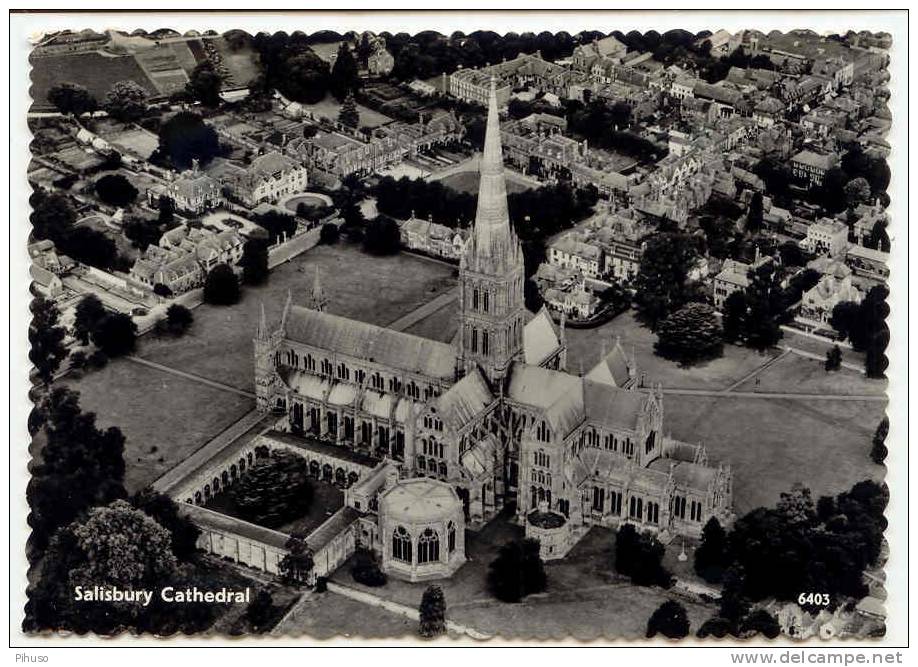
top-left (278, 591), bottom-right (417, 639)
top-left (61, 360), bottom-right (254, 492)
top-left (565, 310), bottom-right (780, 391)
top-left (136, 243), bottom-right (457, 392)
top-left (300, 94), bottom-right (394, 129)
top-left (662, 395), bottom-right (887, 516)
top-left (29, 52), bottom-right (157, 110)
top-left (439, 170), bottom-right (534, 196)
top-left (330, 510), bottom-right (715, 640)
top-left (204, 476), bottom-right (344, 537)
top-left (735, 351), bottom-right (886, 396)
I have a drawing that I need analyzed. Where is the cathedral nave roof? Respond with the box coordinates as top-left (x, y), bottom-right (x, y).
top-left (582, 380), bottom-right (645, 432)
top-left (522, 307), bottom-right (563, 366)
top-left (285, 307), bottom-right (457, 380)
top-left (435, 368), bottom-right (493, 432)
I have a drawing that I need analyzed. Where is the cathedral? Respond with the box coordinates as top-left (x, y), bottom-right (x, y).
top-left (253, 79), bottom-right (734, 571)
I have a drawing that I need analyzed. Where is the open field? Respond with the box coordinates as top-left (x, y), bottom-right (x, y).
top-left (280, 591), bottom-right (417, 639)
top-left (61, 360), bottom-right (254, 492)
top-left (136, 243), bottom-right (457, 391)
top-left (402, 300), bottom-right (457, 343)
top-left (662, 395), bottom-right (886, 516)
top-left (30, 52), bottom-right (157, 109)
top-left (300, 94), bottom-right (394, 129)
top-left (735, 351), bottom-right (886, 396)
top-left (330, 512), bottom-right (714, 639)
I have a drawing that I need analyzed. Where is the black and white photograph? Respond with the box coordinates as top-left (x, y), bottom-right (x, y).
top-left (11, 6), bottom-right (909, 655)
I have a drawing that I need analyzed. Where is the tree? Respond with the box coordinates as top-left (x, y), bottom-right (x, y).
top-left (241, 237), bottom-right (270, 286)
top-left (29, 297), bottom-right (68, 384)
top-left (739, 609), bottom-right (781, 639)
top-left (634, 232), bottom-right (698, 329)
top-left (48, 82), bottom-right (97, 116)
top-left (350, 547), bottom-right (388, 587)
top-left (164, 304), bottom-right (194, 335)
top-left (746, 191), bottom-right (764, 234)
top-left (73, 295), bottom-right (107, 346)
top-left (614, 523), bottom-right (672, 587)
top-left (278, 533), bottom-right (315, 585)
top-left (186, 60), bottom-right (223, 107)
top-left (203, 264), bottom-right (241, 306)
top-left (30, 191), bottom-right (77, 241)
top-left (58, 226), bottom-right (120, 270)
top-left (363, 215), bottom-right (401, 255)
top-left (844, 177), bottom-right (872, 208)
top-left (129, 489), bottom-right (200, 560)
top-left (646, 600), bottom-right (690, 639)
top-left (870, 416), bottom-right (889, 465)
top-left (123, 216), bottom-right (164, 251)
top-left (654, 302), bottom-right (723, 364)
top-left (91, 312), bottom-right (137, 357)
top-left (337, 92), bottom-right (360, 128)
top-left (103, 80), bottom-right (149, 123)
top-left (158, 196), bottom-right (175, 226)
top-left (229, 451), bottom-right (314, 528)
top-left (319, 222), bottom-right (340, 245)
top-left (330, 44), bottom-right (360, 100)
top-left (157, 111), bottom-right (221, 170)
top-left (418, 585), bottom-right (447, 638)
top-left (694, 517), bottom-right (729, 583)
top-left (487, 539), bottom-right (546, 602)
top-left (69, 350), bottom-right (88, 371)
top-left (825, 345), bottom-right (842, 371)
top-left (28, 387), bottom-right (126, 549)
top-left (743, 265), bottom-right (783, 351)
top-left (245, 590), bottom-right (275, 632)
top-left (830, 300), bottom-right (861, 341)
top-left (721, 291), bottom-right (748, 344)
top-left (95, 174), bottom-right (139, 207)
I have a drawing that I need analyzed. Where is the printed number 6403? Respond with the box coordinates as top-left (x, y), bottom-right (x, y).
top-left (797, 593), bottom-right (831, 606)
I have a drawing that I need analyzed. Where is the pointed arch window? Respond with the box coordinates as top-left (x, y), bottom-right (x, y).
top-left (482, 330), bottom-right (490, 356)
top-left (392, 526), bottom-right (412, 563)
top-left (483, 291), bottom-right (490, 313)
top-left (447, 521), bottom-right (457, 553)
top-left (418, 528), bottom-right (440, 564)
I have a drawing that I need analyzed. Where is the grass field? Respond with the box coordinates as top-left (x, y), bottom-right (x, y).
top-left (30, 52), bottom-right (157, 109)
top-left (137, 243), bottom-right (457, 391)
top-left (330, 511), bottom-right (715, 639)
top-left (61, 361), bottom-right (254, 492)
top-left (299, 94), bottom-right (394, 129)
top-left (401, 300), bottom-right (457, 343)
top-left (439, 170), bottom-right (534, 196)
top-left (736, 351), bottom-right (886, 396)
top-left (280, 591), bottom-right (417, 639)
top-left (662, 395), bottom-right (886, 516)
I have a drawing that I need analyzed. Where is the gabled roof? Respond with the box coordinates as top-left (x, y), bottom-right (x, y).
top-left (585, 340), bottom-right (632, 388)
top-left (523, 307), bottom-right (562, 366)
top-left (284, 307), bottom-right (457, 380)
top-left (582, 379), bottom-right (645, 432)
top-left (435, 367), bottom-right (493, 431)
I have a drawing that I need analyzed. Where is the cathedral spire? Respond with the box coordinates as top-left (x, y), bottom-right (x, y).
top-left (256, 302), bottom-right (268, 341)
top-left (280, 289), bottom-right (293, 331)
top-left (467, 76), bottom-right (517, 267)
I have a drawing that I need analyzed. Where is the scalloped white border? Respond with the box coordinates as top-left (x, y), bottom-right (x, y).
top-left (7, 4), bottom-right (910, 653)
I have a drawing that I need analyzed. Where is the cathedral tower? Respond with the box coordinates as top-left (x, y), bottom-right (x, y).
top-left (457, 77), bottom-right (526, 387)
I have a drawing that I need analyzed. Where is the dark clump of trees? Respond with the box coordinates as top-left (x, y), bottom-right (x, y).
top-left (242, 237), bottom-right (270, 285)
top-left (487, 538), bottom-right (547, 603)
top-left (95, 173), bottom-right (138, 207)
top-left (633, 232), bottom-right (700, 330)
top-left (245, 590), bottom-right (275, 633)
top-left (185, 60), bottom-right (224, 107)
top-left (330, 44), bottom-right (360, 101)
top-left (351, 547), bottom-right (388, 587)
top-left (203, 264), bottom-right (241, 306)
top-left (156, 111), bottom-right (222, 170)
top-left (654, 302), bottom-right (723, 365)
top-left (694, 516), bottom-right (729, 584)
top-left (73, 297), bottom-right (106, 348)
top-left (614, 523), bottom-right (672, 588)
top-left (363, 215), bottom-right (402, 255)
top-left (726, 481), bottom-right (888, 609)
top-left (319, 222), bottom-right (340, 245)
top-left (129, 489), bottom-right (201, 560)
top-left (103, 80), bottom-right (149, 123)
top-left (253, 210), bottom-right (297, 244)
top-left (29, 297), bottom-right (68, 385)
top-left (227, 451), bottom-right (314, 528)
top-left (646, 600), bottom-right (690, 639)
top-left (48, 82), bottom-right (97, 116)
top-left (825, 344), bottom-right (843, 371)
top-left (155, 304), bottom-right (194, 337)
top-left (419, 585), bottom-right (447, 638)
top-left (279, 533), bottom-right (315, 585)
top-left (252, 32), bottom-right (330, 104)
top-left (27, 387), bottom-right (127, 554)
top-left (30, 190), bottom-right (123, 270)
top-left (870, 417), bottom-right (889, 465)
top-left (91, 312), bottom-right (138, 358)
top-left (830, 285), bottom-right (889, 378)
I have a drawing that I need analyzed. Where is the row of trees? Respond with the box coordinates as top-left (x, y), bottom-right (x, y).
top-left (47, 79), bottom-right (149, 121)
